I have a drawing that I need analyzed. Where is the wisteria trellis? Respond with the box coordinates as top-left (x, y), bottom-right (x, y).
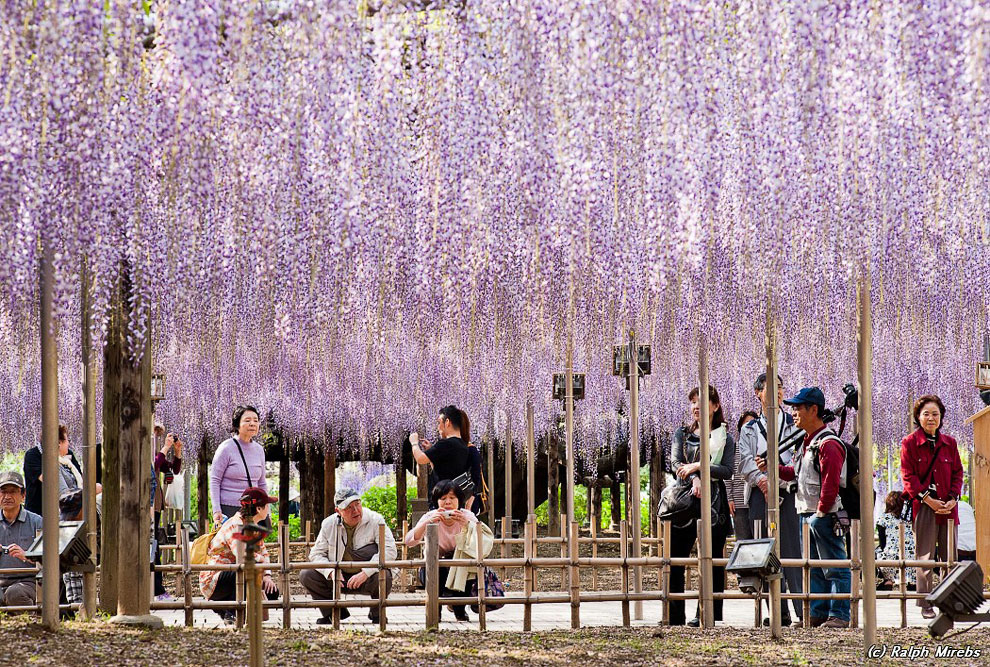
top-left (0, 1), bottom-right (988, 469)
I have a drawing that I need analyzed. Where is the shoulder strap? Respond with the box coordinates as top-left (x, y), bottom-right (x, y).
top-left (233, 438), bottom-right (263, 487)
top-left (917, 439), bottom-right (944, 493)
top-left (755, 420), bottom-right (767, 440)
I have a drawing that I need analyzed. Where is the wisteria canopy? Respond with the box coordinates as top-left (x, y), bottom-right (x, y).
top-left (0, 1), bottom-right (988, 467)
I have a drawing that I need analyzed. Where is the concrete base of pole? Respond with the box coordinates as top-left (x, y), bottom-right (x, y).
top-left (108, 614), bottom-right (164, 629)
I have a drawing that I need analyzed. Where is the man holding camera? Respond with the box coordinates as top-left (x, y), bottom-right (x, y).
top-left (739, 373), bottom-right (803, 626)
top-left (300, 487), bottom-right (397, 624)
top-left (0, 471), bottom-right (43, 608)
top-left (764, 387), bottom-right (850, 629)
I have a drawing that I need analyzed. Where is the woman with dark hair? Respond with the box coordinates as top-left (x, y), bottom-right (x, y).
top-left (900, 394), bottom-right (963, 619)
top-left (404, 480), bottom-right (479, 621)
top-left (210, 405), bottom-right (269, 527)
top-left (411, 406), bottom-right (474, 509)
top-left (200, 486), bottom-right (280, 624)
top-left (668, 385), bottom-right (735, 626)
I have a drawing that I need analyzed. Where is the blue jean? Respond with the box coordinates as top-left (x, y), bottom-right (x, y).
top-left (802, 513), bottom-right (850, 622)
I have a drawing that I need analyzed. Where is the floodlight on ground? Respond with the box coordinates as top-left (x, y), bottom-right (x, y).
top-left (926, 561), bottom-right (988, 638)
top-left (552, 373), bottom-right (585, 401)
top-left (726, 538), bottom-right (781, 595)
top-left (25, 521), bottom-right (91, 569)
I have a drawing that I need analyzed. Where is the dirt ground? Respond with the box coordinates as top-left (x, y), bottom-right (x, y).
top-left (1, 615), bottom-right (987, 666)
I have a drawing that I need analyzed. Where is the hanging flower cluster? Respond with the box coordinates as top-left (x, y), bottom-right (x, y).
top-left (0, 1), bottom-right (987, 469)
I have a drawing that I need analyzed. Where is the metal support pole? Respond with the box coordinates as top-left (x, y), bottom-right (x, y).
top-left (698, 339), bottom-right (714, 629)
top-left (40, 242), bottom-right (60, 630)
top-left (628, 330), bottom-right (644, 620)
top-left (858, 278), bottom-right (877, 650)
top-left (765, 312), bottom-right (783, 639)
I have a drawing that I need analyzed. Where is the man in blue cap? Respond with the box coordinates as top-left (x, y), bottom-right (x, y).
top-left (760, 386), bottom-right (850, 628)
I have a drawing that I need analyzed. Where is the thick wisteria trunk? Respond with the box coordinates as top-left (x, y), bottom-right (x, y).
top-left (197, 437), bottom-right (211, 537)
top-left (648, 438), bottom-right (664, 538)
top-left (99, 279), bottom-right (122, 616)
top-left (548, 431), bottom-right (560, 537)
top-left (299, 441), bottom-right (326, 527)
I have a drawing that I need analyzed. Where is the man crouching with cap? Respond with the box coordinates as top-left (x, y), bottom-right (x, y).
top-left (0, 471), bottom-right (43, 609)
top-left (760, 387), bottom-right (850, 629)
top-left (301, 487), bottom-right (397, 624)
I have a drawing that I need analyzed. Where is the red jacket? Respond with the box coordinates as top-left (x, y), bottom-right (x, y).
top-left (779, 426), bottom-right (845, 514)
top-left (900, 428), bottom-right (963, 525)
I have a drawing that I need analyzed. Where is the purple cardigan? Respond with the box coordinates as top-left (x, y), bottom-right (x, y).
top-left (210, 437), bottom-right (268, 513)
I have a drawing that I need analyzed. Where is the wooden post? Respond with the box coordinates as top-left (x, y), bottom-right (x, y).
top-left (569, 521), bottom-right (580, 628)
top-left (628, 331), bottom-right (644, 620)
top-left (590, 514), bottom-right (599, 590)
top-left (487, 434), bottom-right (496, 528)
top-left (280, 522), bottom-right (291, 628)
top-left (197, 439), bottom-right (209, 537)
top-left (378, 524), bottom-right (387, 631)
top-left (548, 431), bottom-right (560, 537)
top-left (399, 519), bottom-right (409, 590)
top-left (764, 313), bottom-right (783, 639)
top-left (80, 258), bottom-right (98, 620)
top-left (331, 563), bottom-right (341, 629)
top-left (697, 339), bottom-right (714, 629)
top-left (425, 522), bottom-right (439, 630)
top-left (504, 415), bottom-right (513, 524)
top-left (851, 520), bottom-right (861, 628)
top-left (396, 459), bottom-right (407, 528)
top-left (661, 519), bottom-right (670, 625)
top-left (526, 402), bottom-right (535, 520)
top-left (559, 512), bottom-right (568, 591)
top-left (100, 274), bottom-right (122, 616)
top-left (39, 243), bottom-right (60, 630)
top-left (523, 519), bottom-right (534, 631)
top-left (278, 450), bottom-right (289, 524)
top-left (565, 341), bottom-right (576, 525)
top-left (620, 520), bottom-right (630, 626)
top-left (649, 439), bottom-right (664, 538)
top-left (898, 522), bottom-right (907, 628)
top-left (501, 517), bottom-right (510, 579)
top-left (181, 526), bottom-right (193, 627)
top-left (245, 546), bottom-right (263, 667)
top-left (324, 448), bottom-right (336, 520)
top-left (802, 520), bottom-right (811, 627)
top-left (857, 277), bottom-right (877, 650)
top-left (609, 478), bottom-right (622, 531)
top-left (475, 522), bottom-right (487, 632)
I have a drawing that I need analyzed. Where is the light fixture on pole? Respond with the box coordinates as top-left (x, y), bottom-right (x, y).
top-left (925, 561), bottom-right (988, 638)
top-left (150, 372), bottom-right (167, 407)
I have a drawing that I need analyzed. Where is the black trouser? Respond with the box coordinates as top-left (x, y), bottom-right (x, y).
top-left (749, 487), bottom-right (802, 621)
top-left (209, 571), bottom-right (280, 617)
top-left (669, 519), bottom-right (729, 625)
top-left (153, 511), bottom-right (166, 596)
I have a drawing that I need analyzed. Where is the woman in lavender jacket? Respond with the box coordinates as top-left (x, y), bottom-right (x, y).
top-left (210, 405), bottom-right (269, 527)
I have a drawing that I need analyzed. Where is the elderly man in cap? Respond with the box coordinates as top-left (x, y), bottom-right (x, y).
top-left (0, 471), bottom-right (43, 609)
top-left (760, 386), bottom-right (850, 628)
top-left (301, 487), bottom-right (397, 624)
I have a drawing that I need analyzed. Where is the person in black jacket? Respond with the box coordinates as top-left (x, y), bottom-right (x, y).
top-left (23, 425), bottom-right (81, 517)
top-left (668, 385), bottom-right (735, 627)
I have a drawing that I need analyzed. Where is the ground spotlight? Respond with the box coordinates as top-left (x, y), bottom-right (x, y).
top-left (726, 538), bottom-right (781, 595)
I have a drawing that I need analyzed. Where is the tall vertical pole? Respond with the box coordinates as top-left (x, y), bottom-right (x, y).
top-left (698, 338), bottom-right (714, 628)
top-left (487, 430), bottom-right (496, 529)
top-left (504, 414), bottom-right (513, 523)
top-left (100, 268), bottom-right (123, 615)
top-left (858, 278), bottom-right (878, 651)
top-left (628, 330), bottom-right (643, 620)
top-left (765, 308), bottom-right (783, 639)
top-left (81, 258), bottom-right (98, 620)
top-left (39, 243), bottom-right (60, 630)
top-left (565, 341), bottom-right (575, 525)
top-left (526, 402), bottom-right (536, 521)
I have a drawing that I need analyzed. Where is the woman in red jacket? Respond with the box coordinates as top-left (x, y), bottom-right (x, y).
top-left (899, 395), bottom-right (963, 619)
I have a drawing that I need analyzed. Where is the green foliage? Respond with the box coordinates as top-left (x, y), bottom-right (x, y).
top-left (361, 485), bottom-right (398, 533)
top-left (535, 484), bottom-right (650, 534)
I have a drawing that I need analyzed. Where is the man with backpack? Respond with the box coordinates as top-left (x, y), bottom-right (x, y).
top-left (762, 387), bottom-right (851, 629)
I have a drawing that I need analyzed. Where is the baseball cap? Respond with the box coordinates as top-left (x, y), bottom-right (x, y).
top-left (0, 471), bottom-right (25, 489)
top-left (782, 387), bottom-right (826, 408)
top-left (239, 486), bottom-right (278, 508)
top-left (334, 487), bottom-right (361, 510)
